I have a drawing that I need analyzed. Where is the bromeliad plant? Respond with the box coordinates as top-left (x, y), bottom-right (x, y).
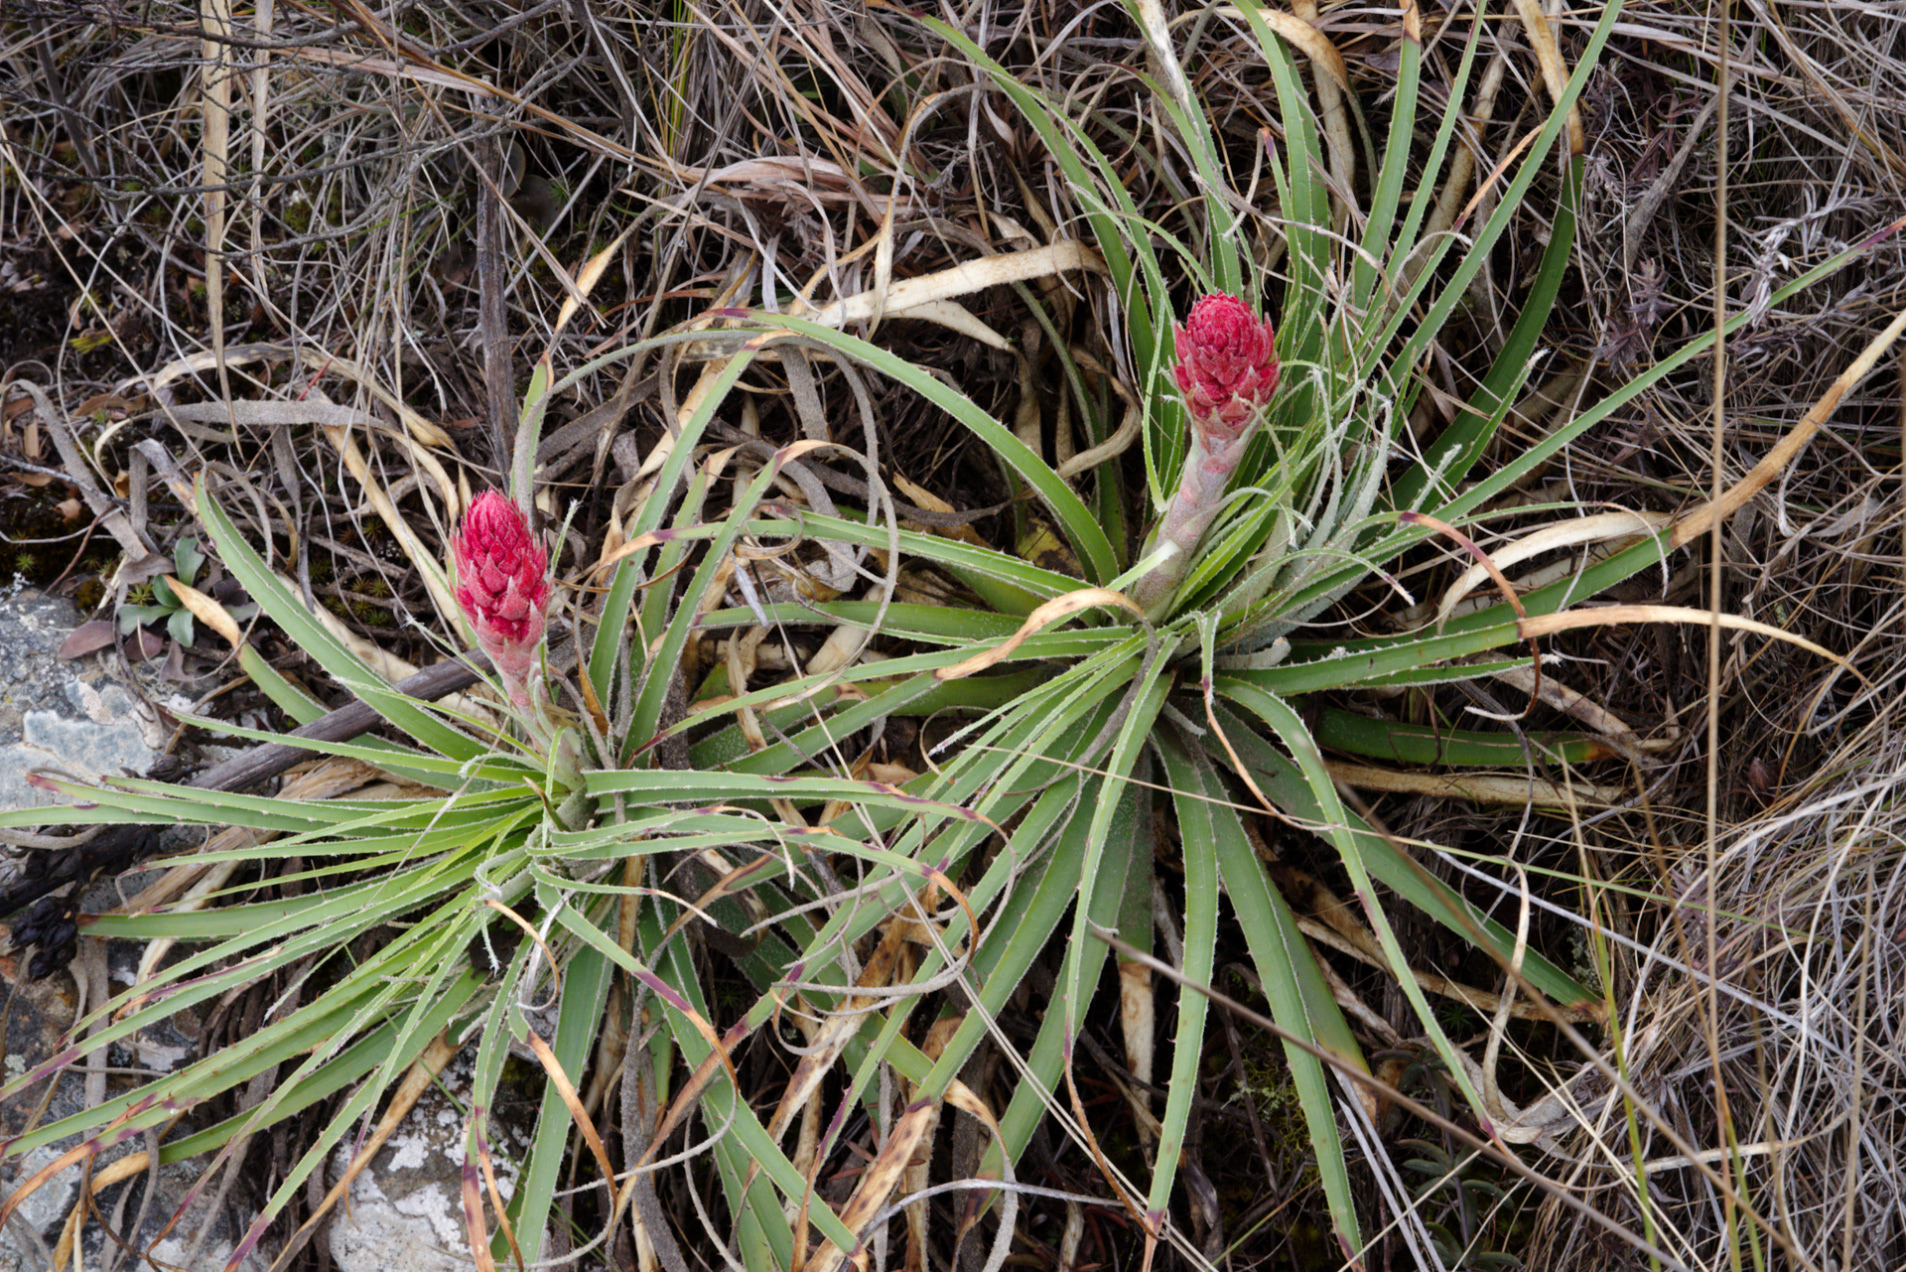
top-left (3, 2), bottom-right (1896, 1267)
top-left (574, 1), bottom-right (1893, 1264)
top-left (667, 5), bottom-right (1638, 1250)
top-left (0, 381), bottom-right (1002, 1265)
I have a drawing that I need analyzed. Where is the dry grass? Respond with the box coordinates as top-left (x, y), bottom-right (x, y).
top-left (7, 0), bottom-right (1906, 1268)
top-left (1526, 2), bottom-right (1906, 1269)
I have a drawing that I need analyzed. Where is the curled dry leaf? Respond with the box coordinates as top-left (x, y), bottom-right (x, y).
top-left (936, 587), bottom-right (1147, 680)
top-left (163, 574), bottom-right (245, 649)
top-left (56, 620), bottom-right (118, 661)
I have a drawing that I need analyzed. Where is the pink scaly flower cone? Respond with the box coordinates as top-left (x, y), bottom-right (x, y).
top-left (1172, 292), bottom-right (1280, 439)
top-left (453, 490), bottom-right (550, 708)
top-left (1133, 293), bottom-right (1280, 613)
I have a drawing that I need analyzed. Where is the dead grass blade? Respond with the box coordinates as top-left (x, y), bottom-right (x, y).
top-left (1518, 605), bottom-right (1867, 692)
top-left (1671, 301), bottom-right (1906, 550)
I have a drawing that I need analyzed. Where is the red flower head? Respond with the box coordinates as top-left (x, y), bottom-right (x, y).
top-left (1171, 292), bottom-right (1279, 447)
top-left (453, 490), bottom-right (550, 682)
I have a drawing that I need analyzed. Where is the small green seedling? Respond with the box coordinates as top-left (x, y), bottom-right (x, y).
top-left (118, 537), bottom-right (256, 646)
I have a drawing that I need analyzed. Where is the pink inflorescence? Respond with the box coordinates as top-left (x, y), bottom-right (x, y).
top-left (1130, 293), bottom-right (1281, 613)
top-left (1171, 291), bottom-right (1280, 443)
top-left (453, 490), bottom-right (550, 681)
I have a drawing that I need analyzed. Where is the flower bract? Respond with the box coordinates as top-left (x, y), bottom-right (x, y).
top-left (453, 489), bottom-right (550, 681)
top-left (1172, 291), bottom-right (1279, 448)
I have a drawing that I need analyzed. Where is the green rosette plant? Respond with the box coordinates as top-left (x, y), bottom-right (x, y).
top-left (116, 534), bottom-right (259, 651)
top-left (570, 1), bottom-right (1892, 1262)
top-left (0, 362), bottom-right (1004, 1264)
top-left (5, 0), bottom-right (1900, 1265)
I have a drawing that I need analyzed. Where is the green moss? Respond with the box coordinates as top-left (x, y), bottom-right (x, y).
top-left (1232, 1048), bottom-right (1324, 1191)
top-left (0, 486), bottom-right (119, 587)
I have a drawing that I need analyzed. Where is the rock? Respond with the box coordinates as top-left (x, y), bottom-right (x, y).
top-left (0, 588), bottom-right (166, 817)
top-left (327, 1053), bottom-right (525, 1272)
